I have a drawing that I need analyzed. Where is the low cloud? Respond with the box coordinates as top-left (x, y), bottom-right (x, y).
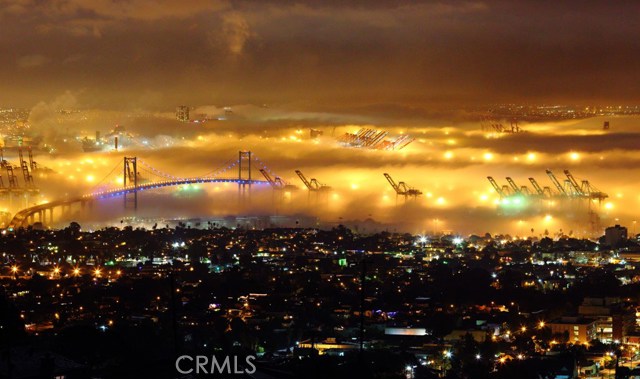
top-left (220, 12), bottom-right (254, 56)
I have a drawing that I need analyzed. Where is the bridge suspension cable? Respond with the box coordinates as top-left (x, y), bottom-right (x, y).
top-left (137, 159), bottom-right (182, 180)
top-left (252, 154), bottom-right (280, 180)
top-left (89, 160), bottom-right (122, 192)
top-left (198, 159), bottom-right (238, 178)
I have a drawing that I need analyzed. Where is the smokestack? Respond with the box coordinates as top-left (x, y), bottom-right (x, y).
top-left (96, 131), bottom-right (101, 141)
top-left (114, 136), bottom-right (118, 151)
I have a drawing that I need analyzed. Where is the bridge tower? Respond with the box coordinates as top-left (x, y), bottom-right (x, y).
top-left (238, 151), bottom-right (252, 200)
top-left (123, 157), bottom-right (138, 209)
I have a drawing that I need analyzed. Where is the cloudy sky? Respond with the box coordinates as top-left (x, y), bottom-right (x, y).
top-left (1, 0), bottom-right (639, 109)
top-left (2, 1), bottom-right (640, 235)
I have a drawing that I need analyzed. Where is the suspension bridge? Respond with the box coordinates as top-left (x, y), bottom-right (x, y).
top-left (8, 151), bottom-right (280, 229)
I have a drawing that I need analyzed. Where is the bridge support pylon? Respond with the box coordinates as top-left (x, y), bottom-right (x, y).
top-left (124, 157), bottom-right (138, 210)
top-left (238, 151), bottom-right (252, 203)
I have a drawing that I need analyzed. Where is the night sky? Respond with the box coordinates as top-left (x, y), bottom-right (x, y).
top-left (1, 0), bottom-right (639, 108)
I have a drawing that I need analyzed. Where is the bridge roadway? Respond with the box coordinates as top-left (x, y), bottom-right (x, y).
top-left (8, 177), bottom-right (268, 229)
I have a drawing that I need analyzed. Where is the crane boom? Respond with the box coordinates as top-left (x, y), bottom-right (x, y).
top-left (528, 178), bottom-right (544, 195)
top-left (260, 169), bottom-right (278, 188)
top-left (28, 148), bottom-right (37, 171)
top-left (545, 170), bottom-right (566, 195)
top-left (18, 149), bottom-right (33, 187)
top-left (383, 173), bottom-right (402, 194)
top-left (505, 177), bottom-right (521, 194)
top-left (563, 170), bottom-right (584, 196)
top-left (295, 170), bottom-right (315, 190)
top-left (384, 173), bottom-right (421, 198)
top-left (487, 176), bottom-right (506, 198)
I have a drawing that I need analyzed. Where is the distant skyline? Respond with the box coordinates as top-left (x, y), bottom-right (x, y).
top-left (1, 0), bottom-right (639, 109)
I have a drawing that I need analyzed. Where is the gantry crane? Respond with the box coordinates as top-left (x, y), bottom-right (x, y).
top-left (528, 177), bottom-right (552, 198)
top-left (295, 170), bottom-right (331, 192)
top-left (562, 170), bottom-right (584, 197)
top-left (545, 170), bottom-right (568, 197)
top-left (6, 165), bottom-right (18, 189)
top-left (488, 170), bottom-right (608, 216)
top-left (383, 173), bottom-right (422, 202)
top-left (0, 148), bottom-right (39, 194)
top-left (28, 148), bottom-right (37, 172)
top-left (505, 177), bottom-right (531, 195)
top-left (563, 170), bottom-right (608, 203)
top-left (18, 149), bottom-right (34, 188)
top-left (580, 180), bottom-right (608, 203)
top-left (260, 169), bottom-right (297, 191)
top-left (487, 176), bottom-right (511, 198)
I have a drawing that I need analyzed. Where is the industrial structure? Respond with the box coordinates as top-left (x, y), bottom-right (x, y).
top-left (295, 170), bottom-right (331, 194)
top-left (337, 128), bottom-right (414, 150)
top-left (487, 169), bottom-right (608, 206)
top-left (259, 169), bottom-right (298, 191)
top-left (480, 116), bottom-right (523, 134)
top-left (383, 173), bottom-right (422, 202)
top-left (0, 148), bottom-right (39, 194)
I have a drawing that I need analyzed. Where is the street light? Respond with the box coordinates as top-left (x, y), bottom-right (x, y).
top-left (442, 350), bottom-right (452, 377)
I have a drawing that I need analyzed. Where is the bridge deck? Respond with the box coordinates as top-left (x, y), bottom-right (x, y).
top-left (8, 177), bottom-right (268, 228)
